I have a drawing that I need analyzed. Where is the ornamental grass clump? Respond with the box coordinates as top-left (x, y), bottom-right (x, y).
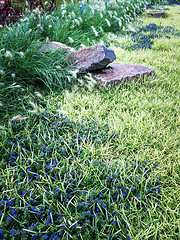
top-left (50, 0), bottom-right (147, 48)
top-left (0, 108), bottom-right (163, 239)
top-left (0, 0), bottom-right (148, 89)
top-left (0, 16), bottom-right (87, 91)
top-left (0, 42), bottom-right (78, 88)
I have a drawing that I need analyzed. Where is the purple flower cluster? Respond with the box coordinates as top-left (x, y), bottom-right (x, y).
top-left (121, 23), bottom-right (180, 50)
top-left (0, 157), bottom-right (161, 239)
top-left (168, 0), bottom-right (180, 4)
top-left (0, 100), bottom-right (161, 240)
top-left (0, 106), bottom-right (162, 239)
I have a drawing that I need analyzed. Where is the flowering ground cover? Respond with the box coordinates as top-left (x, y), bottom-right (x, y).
top-left (0, 110), bottom-right (162, 239)
top-left (120, 23), bottom-right (179, 50)
top-left (0, 1), bottom-right (180, 239)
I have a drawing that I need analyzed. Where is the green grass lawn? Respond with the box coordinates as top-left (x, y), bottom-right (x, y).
top-left (40, 5), bottom-right (180, 238)
top-left (0, 3), bottom-right (180, 240)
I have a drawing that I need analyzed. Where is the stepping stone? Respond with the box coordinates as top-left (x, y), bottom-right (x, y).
top-left (71, 45), bottom-right (116, 71)
top-left (91, 63), bottom-right (155, 86)
top-left (147, 12), bottom-right (166, 18)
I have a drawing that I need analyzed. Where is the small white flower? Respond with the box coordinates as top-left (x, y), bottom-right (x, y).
top-left (117, 18), bottom-right (122, 27)
top-left (99, 40), bottom-right (104, 45)
top-left (80, 44), bottom-right (86, 48)
top-left (32, 9), bottom-right (37, 14)
top-left (114, 11), bottom-right (118, 16)
top-left (105, 18), bottom-right (111, 27)
top-left (108, 11), bottom-right (112, 18)
top-left (62, 10), bottom-right (66, 16)
top-left (20, 17), bottom-right (28, 22)
top-left (0, 125), bottom-right (6, 130)
top-left (19, 51), bottom-right (25, 58)
top-left (11, 73), bottom-right (15, 79)
top-left (0, 70), bottom-right (4, 75)
top-left (29, 101), bottom-right (38, 110)
top-left (28, 110), bottom-right (37, 114)
top-left (48, 25), bottom-right (52, 28)
top-left (78, 17), bottom-right (82, 22)
top-left (56, 65), bottom-right (61, 69)
top-left (68, 37), bottom-right (74, 43)
top-left (5, 50), bottom-right (13, 59)
top-left (46, 15), bottom-right (50, 19)
top-left (74, 19), bottom-right (80, 26)
top-left (67, 76), bottom-right (71, 82)
top-left (11, 115), bottom-right (28, 121)
top-left (57, 110), bottom-right (68, 115)
top-left (34, 92), bottom-right (43, 100)
top-left (91, 26), bottom-right (98, 37)
top-left (128, 25), bottom-right (136, 32)
top-left (71, 11), bottom-right (76, 18)
top-left (100, 13), bottom-right (103, 18)
top-left (69, 69), bottom-right (79, 78)
top-left (99, 27), bottom-right (103, 32)
top-left (32, 8), bottom-right (41, 15)
top-left (13, 83), bottom-right (20, 87)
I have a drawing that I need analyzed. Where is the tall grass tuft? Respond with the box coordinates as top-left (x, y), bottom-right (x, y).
top-left (0, 0), bottom-right (149, 91)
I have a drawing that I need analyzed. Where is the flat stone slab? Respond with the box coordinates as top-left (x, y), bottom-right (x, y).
top-left (91, 63), bottom-right (155, 86)
top-left (71, 45), bottom-right (116, 71)
top-left (147, 12), bottom-right (166, 18)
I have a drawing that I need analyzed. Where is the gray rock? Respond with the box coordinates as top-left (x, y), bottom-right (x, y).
top-left (39, 41), bottom-right (74, 54)
top-left (71, 45), bottom-right (116, 71)
top-left (147, 12), bottom-right (166, 18)
top-left (91, 63), bottom-right (155, 86)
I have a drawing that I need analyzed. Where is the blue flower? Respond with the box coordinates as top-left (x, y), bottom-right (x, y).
top-left (10, 229), bottom-right (15, 234)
